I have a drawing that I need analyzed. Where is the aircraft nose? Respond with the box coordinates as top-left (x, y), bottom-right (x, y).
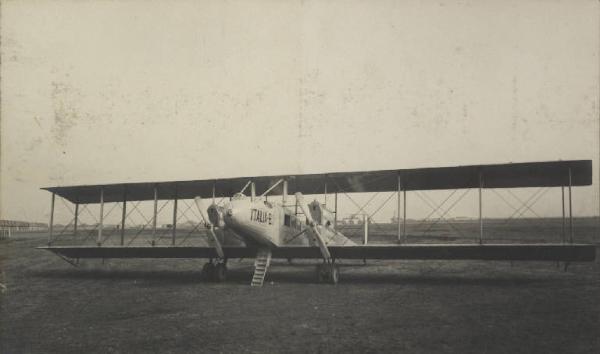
top-left (221, 199), bottom-right (248, 227)
top-left (223, 204), bottom-right (242, 225)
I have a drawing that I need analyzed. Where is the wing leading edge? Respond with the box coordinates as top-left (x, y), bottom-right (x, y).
top-left (42, 160), bottom-right (592, 204)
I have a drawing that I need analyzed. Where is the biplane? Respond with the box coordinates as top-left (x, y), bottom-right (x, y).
top-left (40, 160), bottom-right (596, 286)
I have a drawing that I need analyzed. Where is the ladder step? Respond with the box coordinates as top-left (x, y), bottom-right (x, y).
top-left (251, 248), bottom-right (272, 287)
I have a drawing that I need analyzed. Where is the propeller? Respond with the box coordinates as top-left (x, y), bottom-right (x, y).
top-left (194, 197), bottom-right (225, 259)
top-left (294, 192), bottom-right (332, 263)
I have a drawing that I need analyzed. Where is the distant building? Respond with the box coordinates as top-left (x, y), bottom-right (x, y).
top-left (0, 220), bottom-right (48, 239)
top-left (341, 215), bottom-right (364, 225)
top-left (0, 220), bottom-right (47, 231)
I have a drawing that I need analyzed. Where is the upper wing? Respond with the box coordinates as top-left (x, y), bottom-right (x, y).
top-left (42, 160), bottom-right (592, 204)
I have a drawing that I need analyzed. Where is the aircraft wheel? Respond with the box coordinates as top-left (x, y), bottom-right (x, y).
top-left (202, 262), bottom-right (215, 281)
top-left (329, 266), bottom-right (339, 284)
top-left (316, 264), bottom-right (338, 284)
top-left (316, 264), bottom-right (328, 283)
top-left (213, 263), bottom-right (227, 282)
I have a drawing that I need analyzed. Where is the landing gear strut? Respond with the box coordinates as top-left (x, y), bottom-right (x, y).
top-left (316, 263), bottom-right (339, 284)
top-left (202, 259), bottom-right (227, 282)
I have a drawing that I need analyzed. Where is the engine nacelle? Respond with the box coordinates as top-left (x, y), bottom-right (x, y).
top-left (207, 204), bottom-right (226, 228)
top-left (308, 200), bottom-right (335, 228)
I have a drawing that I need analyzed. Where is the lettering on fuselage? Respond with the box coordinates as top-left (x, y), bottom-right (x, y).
top-left (250, 208), bottom-right (272, 225)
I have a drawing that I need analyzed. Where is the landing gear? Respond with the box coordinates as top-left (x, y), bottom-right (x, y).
top-left (202, 259), bottom-right (227, 282)
top-left (316, 264), bottom-right (339, 284)
top-left (214, 263), bottom-right (227, 282)
top-left (202, 262), bottom-right (215, 281)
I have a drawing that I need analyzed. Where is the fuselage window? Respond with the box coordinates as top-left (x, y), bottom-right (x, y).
top-left (284, 214), bottom-right (291, 227)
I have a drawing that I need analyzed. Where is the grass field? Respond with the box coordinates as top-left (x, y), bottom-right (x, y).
top-left (1, 219), bottom-right (599, 353)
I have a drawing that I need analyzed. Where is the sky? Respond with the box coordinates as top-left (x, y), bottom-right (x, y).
top-left (1, 0), bottom-right (599, 225)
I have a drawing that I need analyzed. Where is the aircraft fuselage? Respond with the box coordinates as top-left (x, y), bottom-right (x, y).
top-left (216, 195), bottom-right (311, 248)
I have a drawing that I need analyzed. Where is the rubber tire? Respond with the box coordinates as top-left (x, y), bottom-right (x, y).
top-left (202, 263), bottom-right (215, 281)
top-left (330, 266), bottom-right (339, 284)
top-left (317, 264), bottom-right (334, 283)
top-left (316, 265), bottom-right (326, 283)
top-left (213, 263), bottom-right (227, 282)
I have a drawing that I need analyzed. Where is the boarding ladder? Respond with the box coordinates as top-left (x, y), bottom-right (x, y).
top-left (251, 248), bottom-right (272, 287)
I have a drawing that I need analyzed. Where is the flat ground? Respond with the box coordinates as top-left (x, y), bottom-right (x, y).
top-left (1, 219), bottom-right (599, 353)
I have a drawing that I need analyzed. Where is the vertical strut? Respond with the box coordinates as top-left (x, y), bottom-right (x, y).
top-left (212, 181), bottom-right (216, 204)
top-left (568, 168), bottom-right (573, 243)
top-left (48, 193), bottom-right (55, 245)
top-left (97, 187), bottom-right (104, 246)
top-left (479, 171), bottom-right (483, 244)
top-left (403, 189), bottom-right (407, 240)
top-left (120, 188), bottom-right (127, 246)
top-left (73, 202), bottom-right (79, 238)
top-left (283, 180), bottom-right (288, 205)
top-left (324, 182), bottom-right (327, 206)
top-left (334, 192), bottom-right (338, 228)
top-left (397, 174), bottom-right (402, 243)
top-left (172, 186), bottom-right (178, 246)
top-left (152, 184), bottom-right (158, 246)
top-left (251, 181), bottom-right (256, 202)
top-left (561, 185), bottom-right (565, 243)
top-left (363, 214), bottom-right (368, 245)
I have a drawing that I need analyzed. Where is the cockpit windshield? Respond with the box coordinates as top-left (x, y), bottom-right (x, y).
top-left (231, 193), bottom-right (247, 200)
